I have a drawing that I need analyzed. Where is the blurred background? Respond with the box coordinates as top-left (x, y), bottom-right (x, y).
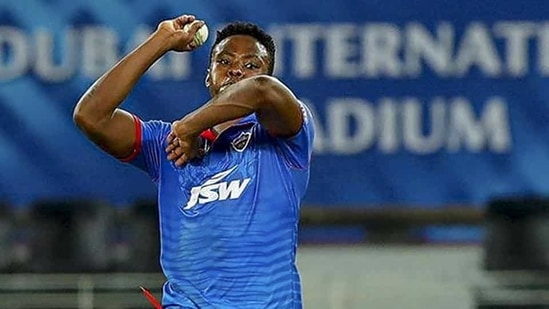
top-left (1, 0), bottom-right (549, 308)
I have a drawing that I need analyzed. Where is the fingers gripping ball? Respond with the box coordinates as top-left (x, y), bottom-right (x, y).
top-left (183, 21), bottom-right (209, 47)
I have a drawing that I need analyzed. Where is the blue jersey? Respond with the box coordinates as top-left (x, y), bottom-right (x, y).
top-left (127, 103), bottom-right (315, 308)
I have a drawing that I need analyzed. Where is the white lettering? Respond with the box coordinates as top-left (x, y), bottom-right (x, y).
top-left (402, 98), bottom-right (446, 154)
top-left (447, 97), bottom-right (511, 152)
top-left (122, 26), bottom-right (193, 80)
top-left (286, 24), bottom-right (323, 78)
top-left (219, 179), bottom-right (251, 200)
top-left (82, 26), bottom-right (119, 78)
top-left (149, 52), bottom-right (191, 80)
top-left (34, 28), bottom-right (77, 82)
top-left (308, 96), bottom-right (512, 155)
top-left (184, 166), bottom-right (251, 210)
top-left (494, 22), bottom-right (535, 77)
top-left (327, 98), bottom-right (375, 154)
top-left (325, 24), bottom-right (360, 78)
top-left (378, 98), bottom-right (400, 153)
top-left (405, 22), bottom-right (454, 77)
top-left (198, 184), bottom-right (220, 204)
top-left (454, 23), bottom-right (502, 77)
top-left (187, 187), bottom-right (201, 209)
top-left (3, 21), bottom-right (549, 82)
top-left (362, 23), bottom-right (402, 77)
top-left (538, 23), bottom-right (549, 75)
top-left (0, 27), bottom-right (28, 80)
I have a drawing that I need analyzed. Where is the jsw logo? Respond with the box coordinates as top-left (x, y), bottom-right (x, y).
top-left (184, 166), bottom-right (251, 210)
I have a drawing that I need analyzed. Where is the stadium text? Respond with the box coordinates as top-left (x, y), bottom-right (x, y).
top-left (0, 26), bottom-right (190, 82)
top-left (309, 96), bottom-right (511, 155)
top-left (0, 21), bottom-right (549, 81)
top-left (272, 21), bottom-right (549, 78)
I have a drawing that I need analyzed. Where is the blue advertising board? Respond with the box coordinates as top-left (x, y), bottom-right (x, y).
top-left (1, 0), bottom-right (548, 207)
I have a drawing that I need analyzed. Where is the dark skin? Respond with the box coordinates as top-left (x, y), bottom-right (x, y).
top-left (166, 35), bottom-right (303, 166)
top-left (74, 14), bottom-right (303, 167)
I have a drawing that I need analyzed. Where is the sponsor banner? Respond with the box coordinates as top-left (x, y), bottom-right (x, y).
top-left (1, 0), bottom-right (548, 207)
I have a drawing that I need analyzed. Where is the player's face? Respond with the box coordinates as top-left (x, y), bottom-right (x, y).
top-left (206, 35), bottom-right (270, 96)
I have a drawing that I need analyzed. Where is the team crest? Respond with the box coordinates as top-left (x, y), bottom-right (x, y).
top-left (231, 131), bottom-right (252, 152)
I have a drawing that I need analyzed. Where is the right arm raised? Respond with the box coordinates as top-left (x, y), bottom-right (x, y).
top-left (73, 15), bottom-right (204, 159)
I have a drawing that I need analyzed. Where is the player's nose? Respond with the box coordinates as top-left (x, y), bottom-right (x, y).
top-left (228, 65), bottom-right (244, 78)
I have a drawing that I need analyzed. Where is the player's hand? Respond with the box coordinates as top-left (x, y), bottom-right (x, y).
top-left (166, 122), bottom-right (202, 167)
top-left (155, 14), bottom-right (205, 52)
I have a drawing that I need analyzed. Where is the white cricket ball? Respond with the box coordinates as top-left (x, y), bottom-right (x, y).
top-left (183, 21), bottom-right (209, 47)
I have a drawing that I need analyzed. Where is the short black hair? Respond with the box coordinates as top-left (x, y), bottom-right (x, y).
top-left (209, 22), bottom-right (276, 75)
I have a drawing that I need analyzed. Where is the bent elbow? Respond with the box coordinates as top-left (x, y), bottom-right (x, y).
top-left (250, 75), bottom-right (282, 103)
top-left (251, 75), bottom-right (278, 93)
top-left (73, 108), bottom-right (86, 130)
top-left (73, 102), bottom-right (89, 129)
top-left (73, 101), bottom-right (101, 134)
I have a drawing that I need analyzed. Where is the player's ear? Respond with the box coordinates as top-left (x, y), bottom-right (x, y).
top-left (205, 69), bottom-right (211, 88)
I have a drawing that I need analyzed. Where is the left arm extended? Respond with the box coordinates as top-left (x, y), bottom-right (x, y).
top-left (168, 75), bottom-right (303, 165)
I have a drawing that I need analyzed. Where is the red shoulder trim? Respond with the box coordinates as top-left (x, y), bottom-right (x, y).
top-left (120, 114), bottom-right (142, 162)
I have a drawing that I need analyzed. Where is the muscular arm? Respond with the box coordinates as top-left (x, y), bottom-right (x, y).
top-left (73, 15), bottom-right (203, 158)
top-left (73, 36), bottom-right (165, 158)
top-left (168, 75), bottom-right (303, 165)
top-left (174, 75), bottom-right (303, 138)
